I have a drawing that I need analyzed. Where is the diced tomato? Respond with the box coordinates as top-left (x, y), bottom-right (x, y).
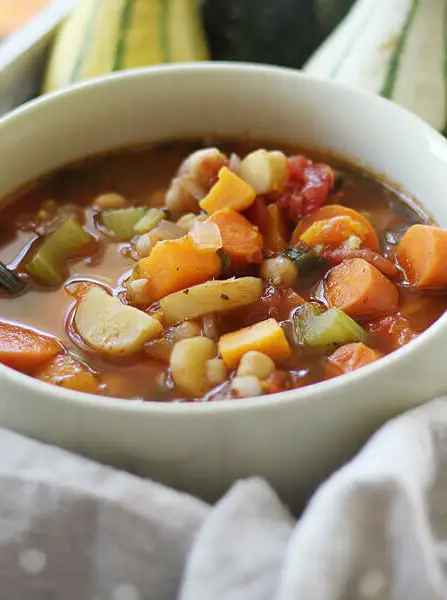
top-left (263, 370), bottom-right (289, 394)
top-left (287, 155), bottom-right (309, 183)
top-left (243, 197), bottom-right (270, 234)
top-left (276, 156), bottom-right (335, 223)
top-left (366, 314), bottom-right (419, 350)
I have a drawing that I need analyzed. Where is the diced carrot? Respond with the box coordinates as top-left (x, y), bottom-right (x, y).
top-left (207, 208), bottom-right (263, 268)
top-left (325, 258), bottom-right (399, 318)
top-left (0, 321), bottom-right (61, 372)
top-left (199, 167), bottom-right (256, 214)
top-left (328, 342), bottom-right (382, 373)
top-left (397, 224), bottom-right (447, 289)
top-left (136, 235), bottom-right (221, 300)
top-left (291, 205), bottom-right (379, 251)
top-left (35, 353), bottom-right (97, 394)
top-left (264, 203), bottom-right (289, 254)
top-left (219, 318), bottom-right (291, 369)
top-left (366, 314), bottom-right (418, 350)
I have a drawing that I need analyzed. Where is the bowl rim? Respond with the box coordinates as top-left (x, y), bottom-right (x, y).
top-left (1, 61), bottom-right (447, 415)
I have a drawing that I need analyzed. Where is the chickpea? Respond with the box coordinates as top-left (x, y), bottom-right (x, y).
top-left (180, 148), bottom-right (227, 187)
top-left (237, 351), bottom-right (275, 379)
top-left (260, 256), bottom-right (298, 287)
top-left (93, 192), bottom-right (126, 210)
top-left (206, 358), bottom-right (228, 385)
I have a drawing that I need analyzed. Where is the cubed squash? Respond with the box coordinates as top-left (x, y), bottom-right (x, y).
top-left (199, 167), bottom-right (256, 213)
top-left (219, 318), bottom-right (291, 369)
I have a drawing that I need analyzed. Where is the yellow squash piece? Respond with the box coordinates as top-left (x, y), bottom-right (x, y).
top-left (199, 167), bottom-right (256, 214)
top-left (136, 235), bottom-right (221, 301)
top-left (43, 0), bottom-right (209, 93)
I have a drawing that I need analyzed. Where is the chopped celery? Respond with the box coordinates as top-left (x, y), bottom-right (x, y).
top-left (282, 247), bottom-right (327, 276)
top-left (292, 302), bottom-right (325, 345)
top-left (27, 219), bottom-right (93, 286)
top-left (100, 207), bottom-right (147, 241)
top-left (133, 208), bottom-right (166, 235)
top-left (294, 306), bottom-right (366, 350)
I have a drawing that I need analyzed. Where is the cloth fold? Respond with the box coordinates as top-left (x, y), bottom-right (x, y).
top-left (1, 399), bottom-right (447, 600)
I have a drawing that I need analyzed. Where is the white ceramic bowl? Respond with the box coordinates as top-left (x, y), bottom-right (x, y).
top-left (1, 63), bottom-right (447, 507)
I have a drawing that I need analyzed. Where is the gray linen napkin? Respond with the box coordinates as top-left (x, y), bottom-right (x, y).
top-left (1, 398), bottom-right (447, 600)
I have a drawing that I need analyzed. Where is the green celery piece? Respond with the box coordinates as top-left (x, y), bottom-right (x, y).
top-left (293, 302), bottom-right (325, 345)
top-left (301, 308), bottom-right (366, 350)
top-left (101, 207), bottom-right (147, 241)
top-left (133, 208), bottom-right (166, 235)
top-left (27, 219), bottom-right (93, 286)
top-left (283, 247), bottom-right (327, 277)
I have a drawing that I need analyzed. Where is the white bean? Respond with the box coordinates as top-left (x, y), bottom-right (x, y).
top-left (165, 176), bottom-right (200, 217)
top-left (170, 337), bottom-right (216, 397)
top-left (172, 320), bottom-right (202, 341)
top-left (135, 234), bottom-right (154, 258)
top-left (231, 375), bottom-right (262, 398)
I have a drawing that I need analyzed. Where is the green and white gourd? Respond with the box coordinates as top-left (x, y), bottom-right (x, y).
top-left (304, 0), bottom-right (447, 132)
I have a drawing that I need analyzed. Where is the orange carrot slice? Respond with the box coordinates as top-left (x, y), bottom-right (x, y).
top-left (397, 224), bottom-right (447, 289)
top-left (325, 258), bottom-right (398, 318)
top-left (208, 208), bottom-right (263, 267)
top-left (328, 342), bottom-right (382, 373)
top-left (36, 353), bottom-right (97, 394)
top-left (0, 321), bottom-right (61, 372)
top-left (291, 205), bottom-right (379, 251)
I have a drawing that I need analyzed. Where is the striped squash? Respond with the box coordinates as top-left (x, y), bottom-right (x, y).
top-left (43, 0), bottom-right (209, 93)
top-left (304, 0), bottom-right (447, 132)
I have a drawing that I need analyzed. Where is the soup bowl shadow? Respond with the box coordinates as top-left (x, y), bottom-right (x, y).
top-left (0, 63), bottom-right (446, 509)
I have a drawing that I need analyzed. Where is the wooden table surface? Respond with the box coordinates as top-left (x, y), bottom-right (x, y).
top-left (0, 0), bottom-right (50, 37)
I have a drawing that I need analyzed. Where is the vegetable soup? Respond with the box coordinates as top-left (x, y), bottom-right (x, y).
top-left (0, 140), bottom-right (445, 402)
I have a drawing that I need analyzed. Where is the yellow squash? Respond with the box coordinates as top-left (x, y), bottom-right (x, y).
top-left (43, 0), bottom-right (209, 93)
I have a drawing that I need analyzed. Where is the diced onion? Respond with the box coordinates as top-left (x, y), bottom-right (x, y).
top-left (229, 153), bottom-right (242, 174)
top-left (189, 221), bottom-right (222, 250)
